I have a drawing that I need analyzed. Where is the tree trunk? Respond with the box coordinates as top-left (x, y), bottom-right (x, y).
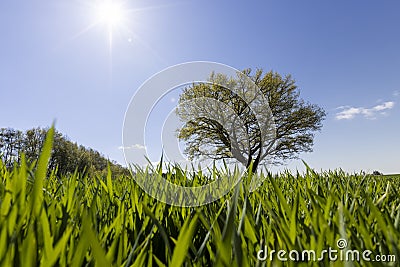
top-left (246, 156), bottom-right (260, 173)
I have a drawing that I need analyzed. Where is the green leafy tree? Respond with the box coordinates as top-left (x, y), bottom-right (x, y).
top-left (23, 128), bottom-right (46, 163)
top-left (0, 128), bottom-right (23, 167)
top-left (0, 127), bottom-right (128, 177)
top-left (177, 69), bottom-right (326, 172)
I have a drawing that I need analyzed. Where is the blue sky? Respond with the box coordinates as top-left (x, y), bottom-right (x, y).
top-left (1, 0), bottom-right (399, 173)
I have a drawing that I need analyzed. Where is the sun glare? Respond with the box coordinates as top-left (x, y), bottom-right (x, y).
top-left (95, 0), bottom-right (126, 28)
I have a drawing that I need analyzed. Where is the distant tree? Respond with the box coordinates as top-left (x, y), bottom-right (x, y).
top-left (23, 128), bottom-right (46, 163)
top-left (0, 128), bottom-right (23, 167)
top-left (0, 127), bottom-right (128, 177)
top-left (372, 170), bottom-right (383, 176)
top-left (177, 69), bottom-right (326, 172)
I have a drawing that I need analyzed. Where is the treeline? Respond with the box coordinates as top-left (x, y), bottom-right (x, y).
top-left (0, 127), bottom-right (128, 177)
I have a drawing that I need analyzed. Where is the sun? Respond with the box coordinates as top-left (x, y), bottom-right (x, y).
top-left (95, 0), bottom-right (126, 29)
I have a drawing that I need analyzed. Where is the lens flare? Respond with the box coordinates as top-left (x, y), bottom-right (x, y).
top-left (95, 0), bottom-right (126, 28)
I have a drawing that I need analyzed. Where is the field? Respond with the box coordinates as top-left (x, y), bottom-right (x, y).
top-left (0, 132), bottom-right (399, 266)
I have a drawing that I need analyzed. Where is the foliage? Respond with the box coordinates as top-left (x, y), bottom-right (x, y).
top-left (0, 132), bottom-right (399, 266)
top-left (177, 70), bottom-right (326, 172)
top-left (0, 127), bottom-right (127, 177)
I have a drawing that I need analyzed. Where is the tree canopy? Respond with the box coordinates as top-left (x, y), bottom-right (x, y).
top-left (0, 127), bottom-right (127, 177)
top-left (176, 69), bottom-right (326, 172)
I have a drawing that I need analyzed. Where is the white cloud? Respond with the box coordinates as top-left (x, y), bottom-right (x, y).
top-left (335, 101), bottom-right (395, 120)
top-left (118, 144), bottom-right (147, 150)
top-left (393, 90), bottom-right (399, 97)
top-left (372, 101), bottom-right (394, 111)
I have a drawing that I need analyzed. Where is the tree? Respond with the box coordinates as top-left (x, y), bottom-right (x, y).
top-left (0, 128), bottom-right (23, 167)
top-left (176, 69), bottom-right (326, 172)
top-left (23, 128), bottom-right (46, 163)
top-left (372, 170), bottom-right (383, 176)
top-left (0, 127), bottom-right (128, 177)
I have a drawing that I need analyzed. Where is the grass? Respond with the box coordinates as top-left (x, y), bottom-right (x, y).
top-left (0, 130), bottom-right (399, 266)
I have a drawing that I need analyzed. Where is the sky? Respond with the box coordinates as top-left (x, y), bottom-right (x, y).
top-left (0, 0), bottom-right (399, 174)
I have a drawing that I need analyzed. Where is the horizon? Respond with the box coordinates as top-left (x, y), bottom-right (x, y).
top-left (1, 0), bottom-right (399, 174)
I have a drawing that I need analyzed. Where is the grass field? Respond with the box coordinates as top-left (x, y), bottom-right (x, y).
top-left (0, 130), bottom-right (399, 266)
